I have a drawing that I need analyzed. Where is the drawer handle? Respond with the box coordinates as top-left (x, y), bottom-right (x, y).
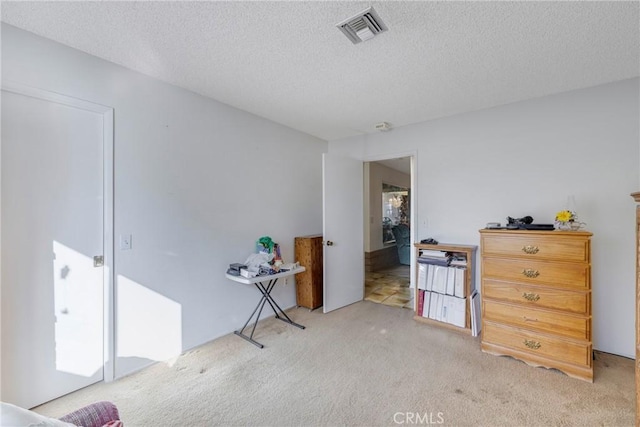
top-left (523, 339), bottom-right (541, 350)
top-left (523, 316), bottom-right (538, 322)
top-left (521, 245), bottom-right (539, 254)
top-left (522, 269), bottom-right (540, 278)
top-left (522, 292), bottom-right (540, 302)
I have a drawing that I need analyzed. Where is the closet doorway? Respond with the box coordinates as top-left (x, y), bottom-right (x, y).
top-left (363, 156), bottom-right (413, 309)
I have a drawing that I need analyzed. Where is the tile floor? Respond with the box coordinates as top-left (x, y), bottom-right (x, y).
top-left (364, 264), bottom-right (413, 309)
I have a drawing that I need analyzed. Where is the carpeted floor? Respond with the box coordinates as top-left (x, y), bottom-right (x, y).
top-left (34, 301), bottom-right (634, 426)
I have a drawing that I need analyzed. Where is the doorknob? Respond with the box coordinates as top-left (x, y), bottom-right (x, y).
top-left (326, 240), bottom-right (334, 246)
top-left (93, 255), bottom-right (104, 267)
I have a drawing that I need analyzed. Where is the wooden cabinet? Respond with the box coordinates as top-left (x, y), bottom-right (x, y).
top-left (479, 229), bottom-right (593, 382)
top-left (631, 191), bottom-right (640, 426)
top-left (413, 243), bottom-right (477, 333)
top-left (294, 235), bottom-right (323, 310)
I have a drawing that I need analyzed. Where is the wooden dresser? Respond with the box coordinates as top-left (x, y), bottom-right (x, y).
top-left (294, 235), bottom-right (323, 310)
top-left (479, 229), bottom-right (593, 382)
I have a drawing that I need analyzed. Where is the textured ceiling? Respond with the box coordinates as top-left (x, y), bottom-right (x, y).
top-left (2, 1), bottom-right (638, 141)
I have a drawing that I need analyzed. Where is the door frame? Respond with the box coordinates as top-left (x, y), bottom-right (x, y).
top-left (364, 150), bottom-right (417, 289)
top-left (1, 80), bottom-right (116, 382)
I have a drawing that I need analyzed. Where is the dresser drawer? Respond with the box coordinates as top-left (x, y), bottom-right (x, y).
top-left (483, 322), bottom-right (591, 367)
top-left (483, 299), bottom-right (590, 340)
top-left (482, 279), bottom-right (589, 314)
top-left (481, 232), bottom-right (589, 262)
top-left (482, 257), bottom-right (589, 289)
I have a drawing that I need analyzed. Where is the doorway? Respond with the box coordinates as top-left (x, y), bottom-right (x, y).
top-left (363, 157), bottom-right (413, 309)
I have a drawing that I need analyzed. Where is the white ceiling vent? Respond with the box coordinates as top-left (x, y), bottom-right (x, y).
top-left (336, 6), bottom-right (388, 44)
top-left (375, 122), bottom-right (392, 132)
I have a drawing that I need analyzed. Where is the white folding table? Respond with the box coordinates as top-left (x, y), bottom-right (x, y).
top-left (225, 266), bottom-right (306, 348)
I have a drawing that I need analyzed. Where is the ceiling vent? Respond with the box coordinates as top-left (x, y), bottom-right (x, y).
top-left (336, 6), bottom-right (388, 44)
top-left (375, 122), bottom-right (392, 132)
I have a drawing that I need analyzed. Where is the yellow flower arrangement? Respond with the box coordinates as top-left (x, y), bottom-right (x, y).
top-left (555, 210), bottom-right (575, 223)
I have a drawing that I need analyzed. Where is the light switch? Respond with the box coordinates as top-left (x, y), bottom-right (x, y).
top-left (120, 234), bottom-right (132, 250)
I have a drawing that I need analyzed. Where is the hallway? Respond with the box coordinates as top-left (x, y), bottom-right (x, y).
top-left (364, 265), bottom-right (412, 309)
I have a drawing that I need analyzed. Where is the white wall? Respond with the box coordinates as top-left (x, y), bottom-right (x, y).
top-left (1, 24), bottom-right (327, 377)
top-left (330, 78), bottom-right (640, 358)
top-left (365, 162), bottom-right (410, 252)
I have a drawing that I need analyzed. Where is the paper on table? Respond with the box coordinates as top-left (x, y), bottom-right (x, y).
top-left (244, 252), bottom-right (274, 273)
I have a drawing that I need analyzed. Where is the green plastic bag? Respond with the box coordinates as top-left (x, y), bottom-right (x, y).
top-left (257, 236), bottom-right (275, 254)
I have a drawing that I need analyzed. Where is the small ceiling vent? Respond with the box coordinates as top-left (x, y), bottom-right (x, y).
top-left (336, 6), bottom-right (388, 44)
top-left (375, 122), bottom-right (392, 132)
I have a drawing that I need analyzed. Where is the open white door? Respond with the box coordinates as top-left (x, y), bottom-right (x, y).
top-left (322, 153), bottom-right (364, 313)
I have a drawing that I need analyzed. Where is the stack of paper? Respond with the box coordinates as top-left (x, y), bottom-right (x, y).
top-left (418, 249), bottom-right (450, 266)
top-left (450, 254), bottom-right (467, 267)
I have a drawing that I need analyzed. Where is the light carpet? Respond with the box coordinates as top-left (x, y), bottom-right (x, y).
top-left (34, 301), bottom-right (634, 426)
